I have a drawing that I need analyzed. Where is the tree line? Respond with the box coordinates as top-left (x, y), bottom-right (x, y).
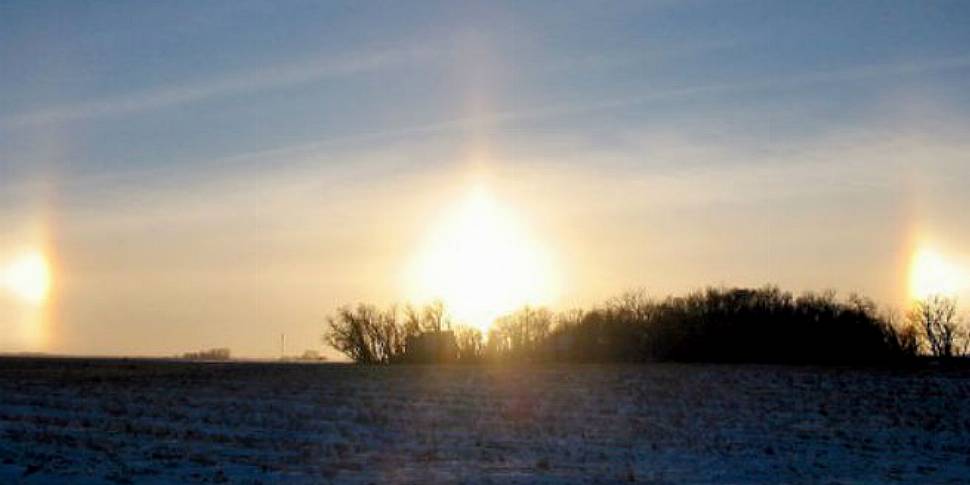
top-left (325, 286), bottom-right (969, 365)
top-left (180, 347), bottom-right (231, 361)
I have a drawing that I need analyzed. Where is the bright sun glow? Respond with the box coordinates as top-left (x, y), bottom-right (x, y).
top-left (1, 251), bottom-right (52, 305)
top-left (908, 246), bottom-right (964, 301)
top-left (408, 187), bottom-right (558, 332)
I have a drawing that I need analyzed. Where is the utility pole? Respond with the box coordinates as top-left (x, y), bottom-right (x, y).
top-left (280, 333), bottom-right (286, 360)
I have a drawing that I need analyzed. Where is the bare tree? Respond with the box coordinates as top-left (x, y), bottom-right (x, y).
top-left (884, 308), bottom-right (920, 357)
top-left (327, 301), bottom-right (458, 363)
top-left (325, 304), bottom-right (413, 364)
top-left (372, 305), bottom-right (405, 362)
top-left (453, 325), bottom-right (483, 362)
top-left (961, 325), bottom-right (970, 357)
top-left (490, 306), bottom-right (553, 359)
top-left (403, 300), bottom-right (451, 334)
top-left (909, 296), bottom-right (961, 358)
top-left (325, 304), bottom-right (380, 364)
top-left (326, 285), bottom-right (914, 365)
top-left (555, 308), bottom-right (586, 332)
top-left (424, 300), bottom-right (450, 333)
top-left (403, 304), bottom-right (423, 336)
top-left (606, 289), bottom-right (655, 322)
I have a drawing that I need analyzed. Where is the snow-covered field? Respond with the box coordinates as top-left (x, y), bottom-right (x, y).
top-left (0, 358), bottom-right (968, 483)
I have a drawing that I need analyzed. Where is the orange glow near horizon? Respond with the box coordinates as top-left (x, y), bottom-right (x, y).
top-left (908, 245), bottom-right (965, 302)
top-left (1, 248), bottom-right (53, 351)
top-left (406, 185), bottom-right (559, 332)
top-left (2, 250), bottom-right (52, 305)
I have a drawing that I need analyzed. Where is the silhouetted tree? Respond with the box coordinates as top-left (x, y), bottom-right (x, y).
top-left (404, 300), bottom-right (451, 334)
top-left (325, 304), bottom-right (382, 364)
top-left (909, 296), bottom-right (962, 358)
top-left (454, 325), bottom-right (484, 362)
top-left (488, 306), bottom-right (553, 361)
top-left (542, 286), bottom-right (909, 364)
top-left (423, 300), bottom-right (449, 333)
top-left (327, 286), bottom-right (919, 365)
top-left (885, 309), bottom-right (921, 357)
top-left (373, 305), bottom-right (406, 362)
top-left (182, 348), bottom-right (231, 361)
top-left (327, 301), bottom-right (459, 363)
top-left (606, 289), bottom-right (656, 322)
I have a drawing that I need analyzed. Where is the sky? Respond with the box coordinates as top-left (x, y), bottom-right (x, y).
top-left (2, 0), bottom-right (970, 358)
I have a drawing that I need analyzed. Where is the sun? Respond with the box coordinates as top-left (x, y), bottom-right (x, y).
top-left (908, 246), bottom-right (963, 301)
top-left (407, 186), bottom-right (558, 332)
top-left (1, 251), bottom-right (52, 305)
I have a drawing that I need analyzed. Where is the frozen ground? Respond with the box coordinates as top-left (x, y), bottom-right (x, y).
top-left (0, 358), bottom-right (968, 483)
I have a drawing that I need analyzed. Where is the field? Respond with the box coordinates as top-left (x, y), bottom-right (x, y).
top-left (1, 358), bottom-right (968, 483)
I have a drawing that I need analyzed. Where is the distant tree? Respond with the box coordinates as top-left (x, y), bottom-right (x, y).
top-left (327, 301), bottom-right (457, 363)
top-left (325, 304), bottom-right (412, 364)
top-left (453, 325), bottom-right (484, 362)
top-left (885, 309), bottom-right (921, 357)
top-left (403, 304), bottom-right (423, 336)
top-left (555, 308), bottom-right (586, 331)
top-left (423, 300), bottom-right (450, 333)
top-left (488, 306), bottom-right (553, 360)
top-left (605, 289), bottom-right (655, 322)
top-left (404, 300), bottom-right (451, 334)
top-left (326, 286), bottom-right (918, 365)
top-left (372, 305), bottom-right (406, 362)
top-left (182, 348), bottom-right (230, 361)
top-left (909, 296), bottom-right (962, 358)
top-left (325, 304), bottom-right (381, 364)
top-left (962, 325), bottom-right (970, 357)
top-left (299, 350), bottom-right (326, 361)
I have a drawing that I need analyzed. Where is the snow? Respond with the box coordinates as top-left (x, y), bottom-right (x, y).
top-left (0, 358), bottom-right (968, 483)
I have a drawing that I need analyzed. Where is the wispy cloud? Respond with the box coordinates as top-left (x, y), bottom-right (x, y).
top-left (196, 54), bottom-right (970, 158)
top-left (2, 46), bottom-right (433, 128)
top-left (525, 54), bottom-right (970, 121)
top-left (4, 54), bottom-right (968, 201)
top-left (540, 37), bottom-right (749, 75)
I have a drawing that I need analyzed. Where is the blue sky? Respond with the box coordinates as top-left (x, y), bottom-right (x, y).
top-left (4, 1), bottom-right (969, 174)
top-left (2, 1), bottom-right (970, 356)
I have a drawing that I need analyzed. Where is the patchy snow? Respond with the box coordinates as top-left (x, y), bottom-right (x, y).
top-left (0, 359), bottom-right (968, 483)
